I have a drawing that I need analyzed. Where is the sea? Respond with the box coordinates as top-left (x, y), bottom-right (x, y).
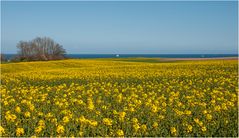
top-left (3, 54), bottom-right (238, 60)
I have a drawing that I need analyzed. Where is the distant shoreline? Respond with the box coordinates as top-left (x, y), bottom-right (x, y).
top-left (3, 54), bottom-right (238, 60)
top-left (159, 57), bottom-right (238, 61)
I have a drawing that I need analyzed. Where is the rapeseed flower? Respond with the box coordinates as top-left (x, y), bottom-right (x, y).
top-left (103, 118), bottom-right (113, 126)
top-left (116, 129), bottom-right (124, 136)
top-left (56, 125), bottom-right (64, 134)
top-left (24, 111), bottom-right (31, 118)
top-left (170, 127), bottom-right (177, 136)
top-left (16, 128), bottom-right (24, 136)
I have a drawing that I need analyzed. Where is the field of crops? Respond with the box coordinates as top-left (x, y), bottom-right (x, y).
top-left (0, 58), bottom-right (238, 137)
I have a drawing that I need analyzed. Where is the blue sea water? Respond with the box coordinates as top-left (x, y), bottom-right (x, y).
top-left (66, 54), bottom-right (238, 59)
top-left (3, 54), bottom-right (238, 60)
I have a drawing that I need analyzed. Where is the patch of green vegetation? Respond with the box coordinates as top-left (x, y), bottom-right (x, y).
top-left (113, 58), bottom-right (182, 63)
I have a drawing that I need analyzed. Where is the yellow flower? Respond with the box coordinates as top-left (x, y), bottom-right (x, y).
top-left (79, 115), bottom-right (87, 123)
top-left (198, 121), bottom-right (203, 127)
top-left (206, 114), bottom-right (212, 121)
top-left (38, 120), bottom-right (45, 127)
top-left (170, 127), bottom-right (177, 135)
top-left (56, 125), bottom-right (64, 134)
top-left (158, 115), bottom-right (165, 120)
top-left (133, 123), bottom-right (140, 131)
top-left (35, 126), bottom-right (43, 134)
top-left (141, 124), bottom-right (147, 132)
top-left (118, 111), bottom-right (126, 121)
top-left (201, 126), bottom-right (207, 132)
top-left (152, 122), bottom-right (158, 128)
top-left (102, 105), bottom-right (107, 110)
top-left (116, 129), bottom-right (124, 136)
top-left (46, 113), bottom-right (53, 118)
top-left (38, 112), bottom-right (43, 117)
top-left (5, 112), bottom-right (17, 122)
top-left (162, 102), bottom-right (167, 107)
top-left (15, 106), bottom-right (21, 113)
top-left (79, 131), bottom-right (83, 136)
top-left (29, 105), bottom-right (35, 111)
top-left (194, 118), bottom-right (200, 124)
top-left (113, 110), bottom-right (118, 115)
top-left (63, 116), bottom-right (70, 124)
top-left (131, 118), bottom-right (138, 124)
top-left (116, 94), bottom-right (123, 103)
top-left (185, 110), bottom-right (192, 115)
top-left (16, 128), bottom-right (24, 136)
top-left (0, 126), bottom-right (5, 135)
top-left (186, 125), bottom-right (193, 133)
top-left (3, 101), bottom-right (8, 106)
top-left (95, 111), bottom-right (101, 115)
top-left (89, 120), bottom-right (98, 127)
top-left (51, 118), bottom-right (57, 124)
top-left (103, 118), bottom-right (113, 126)
top-left (151, 105), bottom-right (158, 113)
top-left (129, 107), bottom-right (135, 112)
top-left (203, 110), bottom-right (208, 114)
top-left (24, 111), bottom-right (31, 118)
top-left (87, 103), bottom-right (95, 110)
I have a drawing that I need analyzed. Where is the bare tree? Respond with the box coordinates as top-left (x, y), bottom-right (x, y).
top-left (16, 37), bottom-right (66, 61)
top-left (0, 54), bottom-right (6, 62)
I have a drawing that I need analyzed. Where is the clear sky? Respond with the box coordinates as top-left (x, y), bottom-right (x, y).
top-left (1, 1), bottom-right (238, 54)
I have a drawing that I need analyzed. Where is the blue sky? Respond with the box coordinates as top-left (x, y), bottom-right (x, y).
top-left (1, 1), bottom-right (238, 54)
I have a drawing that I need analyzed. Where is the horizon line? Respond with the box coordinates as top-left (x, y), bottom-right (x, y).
top-left (2, 53), bottom-right (238, 55)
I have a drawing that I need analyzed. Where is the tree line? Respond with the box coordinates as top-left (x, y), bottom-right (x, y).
top-left (1, 37), bottom-right (66, 62)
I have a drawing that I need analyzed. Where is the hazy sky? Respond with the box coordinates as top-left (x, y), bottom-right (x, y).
top-left (1, 1), bottom-right (238, 54)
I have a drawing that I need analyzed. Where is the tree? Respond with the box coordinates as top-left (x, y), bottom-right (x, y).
top-left (0, 54), bottom-right (6, 62)
top-left (16, 37), bottom-right (66, 61)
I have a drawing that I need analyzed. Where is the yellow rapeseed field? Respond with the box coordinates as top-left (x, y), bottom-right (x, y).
top-left (0, 58), bottom-right (238, 137)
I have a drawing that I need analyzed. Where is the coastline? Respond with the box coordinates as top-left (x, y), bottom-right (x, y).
top-left (159, 57), bottom-right (238, 61)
